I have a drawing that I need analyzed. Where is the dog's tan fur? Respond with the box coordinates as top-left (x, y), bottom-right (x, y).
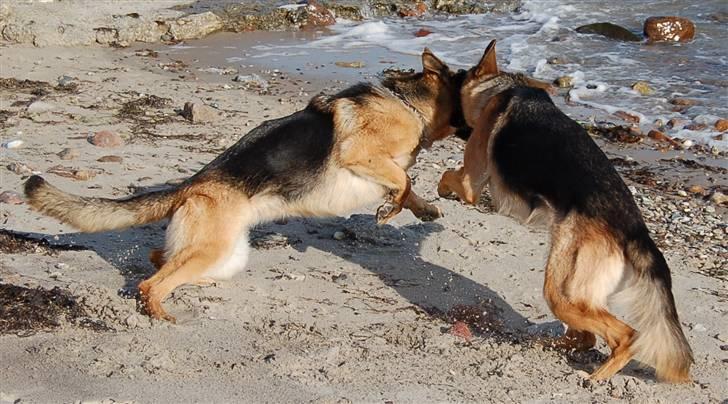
top-left (438, 40), bottom-right (692, 382)
top-left (25, 49), bottom-right (458, 322)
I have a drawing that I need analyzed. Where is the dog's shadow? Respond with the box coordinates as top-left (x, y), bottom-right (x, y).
top-left (16, 212), bottom-right (658, 381)
top-left (281, 213), bottom-right (533, 334)
top-left (19, 210), bottom-right (532, 334)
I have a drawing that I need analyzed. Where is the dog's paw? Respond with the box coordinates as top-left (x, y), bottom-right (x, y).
top-left (415, 204), bottom-right (443, 221)
top-left (376, 201), bottom-right (401, 225)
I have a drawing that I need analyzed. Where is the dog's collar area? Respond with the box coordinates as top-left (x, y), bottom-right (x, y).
top-left (382, 86), bottom-right (427, 127)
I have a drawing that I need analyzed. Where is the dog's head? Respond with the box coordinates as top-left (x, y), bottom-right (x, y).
top-left (460, 40), bottom-right (554, 128)
top-left (381, 49), bottom-right (470, 145)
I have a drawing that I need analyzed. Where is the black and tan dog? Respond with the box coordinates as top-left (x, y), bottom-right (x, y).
top-left (438, 40), bottom-right (693, 382)
top-left (25, 49), bottom-right (461, 322)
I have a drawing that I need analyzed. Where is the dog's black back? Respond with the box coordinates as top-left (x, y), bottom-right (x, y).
top-left (492, 87), bottom-right (649, 244)
top-left (189, 102), bottom-right (335, 201)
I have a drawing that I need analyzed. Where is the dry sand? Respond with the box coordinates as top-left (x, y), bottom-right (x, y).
top-left (0, 31), bottom-right (727, 404)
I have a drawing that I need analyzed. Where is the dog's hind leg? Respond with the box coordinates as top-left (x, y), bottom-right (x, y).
top-left (543, 217), bottom-right (636, 380)
top-left (537, 328), bottom-right (597, 352)
top-left (138, 188), bottom-right (248, 322)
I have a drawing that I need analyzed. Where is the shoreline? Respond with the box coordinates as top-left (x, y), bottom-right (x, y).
top-left (1, 16), bottom-right (727, 404)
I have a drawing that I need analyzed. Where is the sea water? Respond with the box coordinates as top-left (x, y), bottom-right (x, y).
top-left (167, 0), bottom-right (727, 150)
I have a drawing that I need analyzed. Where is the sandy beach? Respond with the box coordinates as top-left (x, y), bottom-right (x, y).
top-left (1, 2), bottom-right (727, 403)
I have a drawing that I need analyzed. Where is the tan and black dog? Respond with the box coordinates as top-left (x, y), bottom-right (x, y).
top-left (25, 49), bottom-right (461, 322)
top-left (438, 40), bottom-right (693, 382)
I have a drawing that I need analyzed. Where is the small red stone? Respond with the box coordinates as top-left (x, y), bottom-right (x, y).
top-left (414, 28), bottom-right (432, 38)
top-left (450, 321), bottom-right (473, 342)
top-left (89, 130), bottom-right (123, 148)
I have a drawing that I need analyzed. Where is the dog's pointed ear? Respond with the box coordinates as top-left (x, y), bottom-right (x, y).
top-left (475, 39), bottom-right (498, 77)
top-left (422, 48), bottom-right (448, 78)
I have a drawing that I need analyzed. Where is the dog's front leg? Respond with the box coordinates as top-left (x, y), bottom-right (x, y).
top-left (344, 157), bottom-right (411, 225)
top-left (404, 189), bottom-right (443, 221)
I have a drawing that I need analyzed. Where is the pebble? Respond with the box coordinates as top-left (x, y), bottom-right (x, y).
top-left (647, 129), bottom-right (678, 147)
top-left (676, 190), bottom-right (688, 197)
top-left (414, 28), bottom-right (432, 37)
top-left (691, 323), bottom-right (707, 332)
top-left (644, 16), bottom-right (696, 42)
top-left (687, 185), bottom-right (704, 194)
top-left (1, 140), bottom-right (24, 149)
top-left (0, 191), bottom-right (24, 205)
top-left (47, 165), bottom-right (96, 181)
top-left (283, 272), bottom-right (306, 281)
top-left (716, 334), bottom-right (728, 343)
top-left (27, 100), bottom-right (57, 114)
top-left (715, 119), bottom-right (728, 132)
top-left (614, 110), bottom-right (640, 124)
top-left (450, 321), bottom-right (473, 342)
top-left (89, 130), bottom-right (124, 147)
top-left (335, 61), bottom-right (365, 68)
top-left (7, 162), bottom-right (34, 175)
top-left (58, 147), bottom-right (80, 160)
top-left (182, 102), bottom-right (220, 123)
top-left (233, 73), bottom-right (269, 90)
top-left (631, 81), bottom-right (653, 95)
top-left (720, 345), bottom-right (728, 351)
top-left (684, 123), bottom-right (707, 131)
top-left (670, 97), bottom-right (698, 106)
top-left (125, 314), bottom-right (140, 328)
top-left (333, 231), bottom-right (346, 241)
top-left (547, 56), bottom-right (569, 65)
top-left (666, 118), bottom-right (685, 129)
top-left (710, 191), bottom-right (727, 206)
top-left (554, 76), bottom-right (572, 88)
top-left (97, 155), bottom-right (123, 163)
top-left (57, 75), bottom-right (74, 87)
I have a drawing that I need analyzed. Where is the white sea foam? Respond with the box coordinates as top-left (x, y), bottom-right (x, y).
top-left (236, 0), bottom-right (727, 150)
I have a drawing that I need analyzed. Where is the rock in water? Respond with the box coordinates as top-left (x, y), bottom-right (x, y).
top-left (554, 76), bottom-right (573, 88)
top-left (631, 81), bottom-right (653, 95)
top-left (714, 119), bottom-right (728, 132)
top-left (575, 22), bottom-right (641, 42)
top-left (302, 0), bottom-right (336, 27)
top-left (644, 16), bottom-right (695, 42)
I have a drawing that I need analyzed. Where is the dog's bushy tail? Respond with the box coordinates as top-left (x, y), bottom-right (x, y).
top-left (619, 236), bottom-right (693, 383)
top-left (24, 175), bottom-right (181, 232)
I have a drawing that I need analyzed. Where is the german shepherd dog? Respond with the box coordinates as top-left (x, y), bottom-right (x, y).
top-left (25, 49), bottom-right (460, 322)
top-left (437, 40), bottom-right (693, 382)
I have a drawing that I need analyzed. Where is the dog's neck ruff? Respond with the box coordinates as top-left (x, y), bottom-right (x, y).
top-left (381, 86), bottom-right (426, 126)
top-left (473, 73), bottom-right (531, 100)
top-left (380, 85), bottom-right (431, 149)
